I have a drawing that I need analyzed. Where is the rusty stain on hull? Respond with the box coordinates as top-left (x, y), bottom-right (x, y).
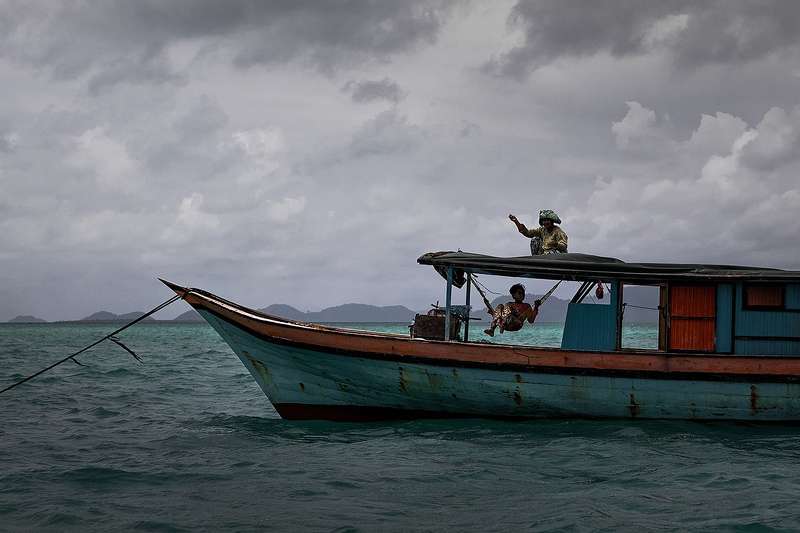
top-left (398, 366), bottom-right (409, 393)
top-left (425, 370), bottom-right (443, 391)
top-left (568, 376), bottom-right (589, 401)
top-left (750, 385), bottom-right (759, 415)
top-left (513, 387), bottom-right (523, 406)
top-left (299, 382), bottom-right (305, 392)
top-left (248, 357), bottom-right (273, 385)
top-left (628, 393), bottom-right (640, 417)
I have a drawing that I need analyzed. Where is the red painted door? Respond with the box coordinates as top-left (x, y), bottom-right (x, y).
top-left (669, 285), bottom-right (716, 352)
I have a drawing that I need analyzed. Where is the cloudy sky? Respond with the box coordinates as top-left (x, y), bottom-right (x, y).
top-left (2, 0), bottom-right (800, 320)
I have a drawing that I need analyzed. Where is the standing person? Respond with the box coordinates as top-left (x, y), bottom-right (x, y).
top-left (508, 210), bottom-right (568, 255)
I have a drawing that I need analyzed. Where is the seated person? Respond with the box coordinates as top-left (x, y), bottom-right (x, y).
top-left (484, 283), bottom-right (540, 337)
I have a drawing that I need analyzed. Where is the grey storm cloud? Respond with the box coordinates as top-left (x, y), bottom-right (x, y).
top-left (343, 78), bottom-right (406, 104)
top-left (349, 110), bottom-right (422, 157)
top-left (1, 0), bottom-right (456, 87)
top-left (2, 1), bottom-right (800, 322)
top-left (485, 0), bottom-right (800, 77)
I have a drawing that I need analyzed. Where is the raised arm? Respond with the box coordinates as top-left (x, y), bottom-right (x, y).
top-left (554, 230), bottom-right (568, 252)
top-left (527, 300), bottom-right (541, 324)
top-left (509, 214), bottom-right (540, 238)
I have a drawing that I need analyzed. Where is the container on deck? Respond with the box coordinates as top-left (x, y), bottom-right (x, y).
top-left (409, 309), bottom-right (462, 341)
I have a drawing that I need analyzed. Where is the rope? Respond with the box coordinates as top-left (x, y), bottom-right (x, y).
top-left (622, 303), bottom-right (660, 311)
top-left (620, 302), bottom-right (663, 321)
top-left (469, 274), bottom-right (562, 314)
top-left (470, 275), bottom-right (502, 296)
top-left (470, 274), bottom-right (496, 314)
top-left (538, 279), bottom-right (563, 304)
top-left (0, 293), bottom-right (183, 396)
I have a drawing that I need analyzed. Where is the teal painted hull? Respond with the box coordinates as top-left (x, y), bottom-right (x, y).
top-left (200, 310), bottom-right (800, 421)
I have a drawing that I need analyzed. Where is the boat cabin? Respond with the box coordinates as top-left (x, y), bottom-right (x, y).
top-left (418, 252), bottom-right (800, 356)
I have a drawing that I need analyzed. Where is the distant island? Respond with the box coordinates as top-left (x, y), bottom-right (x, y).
top-left (8, 315), bottom-right (47, 323)
top-left (259, 303), bottom-right (417, 323)
top-left (80, 311), bottom-right (158, 323)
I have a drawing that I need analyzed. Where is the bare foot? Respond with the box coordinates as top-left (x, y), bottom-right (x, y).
top-left (484, 328), bottom-right (494, 337)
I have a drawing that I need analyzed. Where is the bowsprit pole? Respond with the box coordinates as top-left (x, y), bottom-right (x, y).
top-left (0, 293), bottom-right (183, 396)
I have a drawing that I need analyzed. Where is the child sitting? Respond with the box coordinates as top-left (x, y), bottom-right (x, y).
top-left (484, 283), bottom-right (540, 337)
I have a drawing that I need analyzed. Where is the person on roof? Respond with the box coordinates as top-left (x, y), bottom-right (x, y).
top-left (509, 210), bottom-right (568, 255)
top-left (484, 283), bottom-right (540, 337)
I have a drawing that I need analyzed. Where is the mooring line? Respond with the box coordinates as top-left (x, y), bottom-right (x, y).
top-left (0, 293), bottom-right (183, 396)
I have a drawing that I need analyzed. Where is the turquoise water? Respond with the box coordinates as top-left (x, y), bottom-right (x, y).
top-left (2, 322), bottom-right (800, 531)
top-left (333, 321), bottom-right (660, 350)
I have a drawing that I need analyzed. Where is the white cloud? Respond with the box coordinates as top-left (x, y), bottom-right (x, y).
top-left (69, 127), bottom-right (137, 190)
top-left (611, 101), bottom-right (676, 156)
top-left (740, 106), bottom-right (800, 171)
top-left (266, 196), bottom-right (306, 223)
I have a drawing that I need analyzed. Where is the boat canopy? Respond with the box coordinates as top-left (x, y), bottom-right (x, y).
top-left (418, 251), bottom-right (800, 286)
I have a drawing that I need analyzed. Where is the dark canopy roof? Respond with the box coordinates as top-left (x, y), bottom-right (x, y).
top-left (418, 251), bottom-right (800, 285)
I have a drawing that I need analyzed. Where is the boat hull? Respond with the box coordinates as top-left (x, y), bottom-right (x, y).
top-left (199, 309), bottom-right (800, 422)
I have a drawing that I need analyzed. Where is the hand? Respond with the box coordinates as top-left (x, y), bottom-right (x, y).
top-left (508, 214), bottom-right (518, 223)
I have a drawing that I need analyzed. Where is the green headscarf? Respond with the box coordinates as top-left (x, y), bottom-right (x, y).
top-left (539, 209), bottom-right (561, 225)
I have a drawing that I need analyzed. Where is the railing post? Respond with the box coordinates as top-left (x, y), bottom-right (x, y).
top-left (444, 266), bottom-right (453, 341)
top-left (464, 273), bottom-right (471, 342)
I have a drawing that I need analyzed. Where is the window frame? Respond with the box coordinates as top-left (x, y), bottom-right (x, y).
top-left (742, 283), bottom-right (786, 311)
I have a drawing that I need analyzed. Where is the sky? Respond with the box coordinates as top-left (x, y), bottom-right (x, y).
top-left (2, 0), bottom-right (800, 320)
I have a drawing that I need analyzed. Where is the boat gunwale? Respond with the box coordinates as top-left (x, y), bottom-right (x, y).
top-left (164, 282), bottom-right (800, 383)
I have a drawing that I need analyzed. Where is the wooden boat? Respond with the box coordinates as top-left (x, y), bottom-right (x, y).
top-left (161, 252), bottom-right (800, 421)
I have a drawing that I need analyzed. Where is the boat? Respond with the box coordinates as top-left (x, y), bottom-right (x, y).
top-left (161, 251), bottom-right (800, 421)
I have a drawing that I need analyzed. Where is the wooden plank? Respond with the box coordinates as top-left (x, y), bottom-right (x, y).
top-left (670, 318), bottom-right (715, 352)
top-left (670, 285), bottom-right (715, 317)
top-left (669, 285), bottom-right (716, 352)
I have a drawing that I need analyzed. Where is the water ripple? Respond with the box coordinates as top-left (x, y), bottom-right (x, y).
top-left (4, 323), bottom-right (800, 531)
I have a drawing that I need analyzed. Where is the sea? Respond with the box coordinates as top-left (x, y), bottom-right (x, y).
top-left (2, 322), bottom-right (800, 532)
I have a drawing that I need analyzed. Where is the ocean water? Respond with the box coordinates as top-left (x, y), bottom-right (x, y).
top-left (2, 322), bottom-right (800, 532)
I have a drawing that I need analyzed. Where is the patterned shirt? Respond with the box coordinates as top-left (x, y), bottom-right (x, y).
top-left (524, 225), bottom-right (568, 253)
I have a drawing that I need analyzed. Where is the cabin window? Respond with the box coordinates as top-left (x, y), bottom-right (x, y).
top-left (744, 284), bottom-right (785, 310)
top-left (621, 284), bottom-right (661, 351)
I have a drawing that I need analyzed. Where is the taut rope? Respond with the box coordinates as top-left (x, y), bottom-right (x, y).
top-left (0, 293), bottom-right (183, 396)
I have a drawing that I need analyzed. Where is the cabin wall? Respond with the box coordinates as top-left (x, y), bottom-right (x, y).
top-left (733, 283), bottom-right (800, 356)
top-left (561, 282), bottom-right (618, 351)
top-left (787, 285), bottom-right (800, 310)
top-left (715, 284), bottom-right (734, 354)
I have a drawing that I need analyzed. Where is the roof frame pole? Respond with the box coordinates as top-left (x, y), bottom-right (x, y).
top-left (464, 272), bottom-right (471, 342)
top-left (614, 280), bottom-right (623, 351)
top-left (444, 266), bottom-right (453, 341)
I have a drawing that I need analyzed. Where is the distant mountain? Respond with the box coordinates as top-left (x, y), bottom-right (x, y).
top-left (81, 311), bottom-right (118, 321)
top-left (260, 303), bottom-right (417, 323)
top-left (80, 311), bottom-right (157, 322)
top-left (260, 304), bottom-right (307, 321)
top-left (8, 315), bottom-right (47, 323)
top-left (172, 309), bottom-right (203, 322)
